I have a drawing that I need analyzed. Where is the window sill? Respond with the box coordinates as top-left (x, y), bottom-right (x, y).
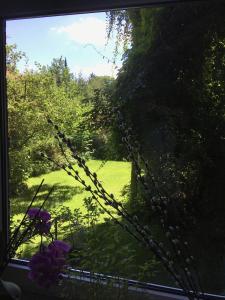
top-left (2, 259), bottom-right (224, 300)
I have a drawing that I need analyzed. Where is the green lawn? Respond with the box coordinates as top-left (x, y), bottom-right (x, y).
top-left (11, 159), bottom-right (131, 218)
top-left (10, 160), bottom-right (161, 284)
top-left (29, 159), bottom-right (130, 210)
top-left (11, 160), bottom-right (131, 256)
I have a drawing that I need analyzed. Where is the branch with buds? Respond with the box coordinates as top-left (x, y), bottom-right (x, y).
top-left (41, 118), bottom-right (204, 300)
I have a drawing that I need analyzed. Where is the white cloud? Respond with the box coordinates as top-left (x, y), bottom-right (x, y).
top-left (73, 62), bottom-right (119, 78)
top-left (51, 16), bottom-right (107, 46)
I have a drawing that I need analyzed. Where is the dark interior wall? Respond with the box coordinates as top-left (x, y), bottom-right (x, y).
top-left (0, 0), bottom-right (199, 19)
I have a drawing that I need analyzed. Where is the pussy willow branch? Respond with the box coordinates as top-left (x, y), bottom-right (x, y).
top-left (43, 119), bottom-right (202, 299)
top-left (50, 120), bottom-right (197, 298)
top-left (113, 109), bottom-right (204, 297)
top-left (43, 149), bottom-right (189, 296)
top-left (55, 131), bottom-right (156, 238)
top-left (42, 152), bottom-right (153, 251)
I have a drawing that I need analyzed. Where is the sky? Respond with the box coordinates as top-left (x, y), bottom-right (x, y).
top-left (7, 12), bottom-right (123, 78)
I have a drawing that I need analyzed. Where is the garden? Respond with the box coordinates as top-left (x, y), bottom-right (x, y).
top-left (7, 1), bottom-right (225, 297)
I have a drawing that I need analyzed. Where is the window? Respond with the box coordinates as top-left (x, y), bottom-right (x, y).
top-left (1, 0), bottom-right (225, 299)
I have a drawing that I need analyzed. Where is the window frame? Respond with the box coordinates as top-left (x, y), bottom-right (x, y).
top-left (0, 0), bottom-right (197, 19)
top-left (3, 259), bottom-right (225, 300)
top-left (1, 0), bottom-right (222, 298)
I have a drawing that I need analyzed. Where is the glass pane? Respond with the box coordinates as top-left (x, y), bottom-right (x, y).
top-left (7, 1), bottom-right (225, 296)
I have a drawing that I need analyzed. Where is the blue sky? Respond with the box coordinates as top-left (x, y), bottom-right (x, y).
top-left (7, 12), bottom-right (123, 78)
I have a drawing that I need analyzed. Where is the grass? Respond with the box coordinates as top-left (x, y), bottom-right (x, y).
top-left (10, 159), bottom-right (131, 257)
top-left (11, 160), bottom-right (131, 216)
top-left (10, 160), bottom-right (165, 284)
top-left (28, 159), bottom-right (131, 212)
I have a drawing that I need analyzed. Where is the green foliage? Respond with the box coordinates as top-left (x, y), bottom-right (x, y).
top-left (84, 75), bottom-right (126, 160)
top-left (6, 44), bottom-right (26, 72)
top-left (9, 4), bottom-right (225, 292)
top-left (56, 194), bottom-right (161, 285)
top-left (7, 43), bottom-right (125, 194)
top-left (106, 10), bottom-right (132, 56)
top-left (109, 2), bottom-right (225, 293)
top-left (48, 56), bottom-right (73, 87)
top-left (7, 47), bottom-right (98, 194)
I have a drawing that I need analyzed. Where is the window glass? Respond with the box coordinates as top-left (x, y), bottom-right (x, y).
top-left (7, 2), bottom-right (225, 295)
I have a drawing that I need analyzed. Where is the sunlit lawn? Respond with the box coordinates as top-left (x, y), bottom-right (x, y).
top-left (28, 160), bottom-right (131, 211)
top-left (11, 160), bottom-right (131, 257)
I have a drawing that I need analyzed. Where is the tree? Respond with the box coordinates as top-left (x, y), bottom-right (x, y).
top-left (84, 75), bottom-right (124, 160)
top-left (7, 47), bottom-right (92, 194)
top-left (108, 1), bottom-right (225, 293)
top-left (48, 56), bottom-right (71, 86)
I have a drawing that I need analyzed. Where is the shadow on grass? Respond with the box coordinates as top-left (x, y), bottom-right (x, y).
top-left (10, 183), bottom-right (84, 215)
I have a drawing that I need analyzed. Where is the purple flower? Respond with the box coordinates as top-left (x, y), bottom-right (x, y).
top-left (27, 208), bottom-right (51, 235)
top-left (39, 210), bottom-right (51, 222)
top-left (28, 208), bottom-right (51, 222)
top-left (28, 242), bottom-right (69, 288)
top-left (27, 208), bottom-right (39, 219)
top-left (36, 221), bottom-right (51, 234)
top-left (48, 240), bottom-right (71, 255)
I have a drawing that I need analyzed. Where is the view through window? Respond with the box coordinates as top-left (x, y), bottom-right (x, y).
top-left (7, 1), bottom-right (225, 296)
